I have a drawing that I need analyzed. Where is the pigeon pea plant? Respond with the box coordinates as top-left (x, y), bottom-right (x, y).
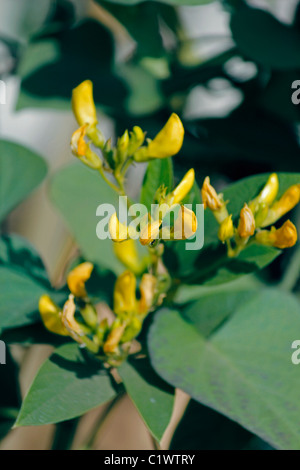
top-left (2, 80), bottom-right (300, 450)
top-left (40, 80), bottom-right (299, 370)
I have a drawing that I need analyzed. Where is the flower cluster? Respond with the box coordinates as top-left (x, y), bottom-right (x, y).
top-left (201, 174), bottom-right (299, 257)
top-left (38, 79), bottom-right (199, 365)
top-left (38, 79), bottom-right (299, 367)
top-left (70, 80), bottom-right (184, 195)
top-left (108, 168), bottom-right (197, 247)
top-left (39, 263), bottom-right (158, 365)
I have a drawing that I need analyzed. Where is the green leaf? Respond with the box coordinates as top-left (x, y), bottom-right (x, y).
top-left (164, 172), bottom-right (300, 284)
top-left (119, 357), bottom-right (175, 442)
top-left (50, 163), bottom-right (123, 275)
top-left (182, 289), bottom-right (254, 337)
top-left (0, 234), bottom-right (65, 329)
top-left (188, 108), bottom-right (300, 174)
top-left (183, 243), bottom-right (280, 286)
top-left (173, 273), bottom-right (262, 304)
top-left (170, 399), bottom-right (254, 450)
top-left (0, 140), bottom-right (47, 222)
top-left (148, 289), bottom-right (300, 450)
top-left (231, 5), bottom-right (300, 69)
top-left (118, 63), bottom-right (163, 116)
top-left (140, 158), bottom-right (173, 211)
top-left (102, 2), bottom-right (164, 59)
top-left (16, 343), bottom-right (117, 426)
top-left (17, 19), bottom-right (128, 111)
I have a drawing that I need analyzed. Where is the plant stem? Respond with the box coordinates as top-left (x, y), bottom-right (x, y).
top-left (82, 390), bottom-right (125, 450)
top-left (97, 167), bottom-right (122, 194)
top-left (151, 434), bottom-right (161, 450)
top-left (51, 418), bottom-right (79, 450)
top-left (279, 245), bottom-right (300, 292)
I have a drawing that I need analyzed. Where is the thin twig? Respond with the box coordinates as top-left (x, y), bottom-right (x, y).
top-left (82, 390), bottom-right (125, 450)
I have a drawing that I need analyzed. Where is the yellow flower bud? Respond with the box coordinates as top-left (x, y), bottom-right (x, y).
top-left (67, 262), bottom-right (94, 298)
top-left (173, 206), bottom-right (197, 240)
top-left (103, 320), bottom-right (126, 354)
top-left (218, 215), bottom-right (234, 242)
top-left (261, 184), bottom-right (300, 227)
top-left (109, 212), bottom-right (129, 242)
top-left (62, 294), bottom-right (83, 336)
top-left (257, 173), bottom-right (279, 207)
top-left (127, 126), bottom-right (145, 155)
top-left (121, 317), bottom-right (142, 344)
top-left (117, 130), bottom-right (129, 160)
top-left (201, 177), bottom-right (223, 211)
top-left (139, 273), bottom-right (157, 315)
top-left (71, 126), bottom-right (102, 170)
top-left (113, 271), bottom-right (137, 316)
top-left (170, 169), bottom-right (195, 205)
top-left (254, 203), bottom-right (269, 228)
top-left (72, 80), bottom-right (97, 127)
top-left (133, 113), bottom-right (184, 161)
top-left (95, 318), bottom-right (109, 345)
top-left (39, 295), bottom-right (69, 336)
top-left (113, 239), bottom-right (146, 275)
top-left (139, 220), bottom-right (161, 246)
top-left (273, 220), bottom-right (298, 248)
top-left (237, 203), bottom-right (255, 238)
top-left (80, 303), bottom-right (98, 329)
top-left (256, 220), bottom-right (297, 249)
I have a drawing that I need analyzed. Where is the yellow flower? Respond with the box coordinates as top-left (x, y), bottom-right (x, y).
top-left (273, 220), bottom-right (298, 248)
top-left (201, 177), bottom-right (223, 211)
top-left (134, 113), bottom-right (184, 161)
top-left (170, 169), bottom-right (195, 205)
top-left (139, 220), bottom-right (161, 246)
top-left (218, 215), bottom-right (234, 242)
top-left (256, 220), bottom-right (297, 249)
top-left (261, 184), bottom-right (300, 227)
top-left (250, 173), bottom-right (279, 213)
top-left (127, 126), bottom-right (145, 155)
top-left (173, 206), bottom-right (197, 240)
top-left (72, 80), bottom-right (97, 127)
top-left (121, 317), bottom-right (142, 344)
top-left (103, 320), bottom-right (126, 354)
top-left (117, 129), bottom-right (129, 161)
top-left (72, 80), bottom-right (104, 148)
top-left (39, 295), bottom-right (68, 336)
top-left (149, 113), bottom-right (184, 158)
top-left (71, 125), bottom-right (101, 170)
top-left (139, 273), bottom-right (156, 315)
top-left (113, 271), bottom-right (137, 316)
top-left (67, 262), bottom-right (94, 298)
top-left (258, 173), bottom-right (279, 205)
top-left (108, 212), bottom-right (129, 242)
top-left (61, 294), bottom-right (83, 336)
top-left (237, 203), bottom-right (255, 238)
top-left (113, 239), bottom-right (146, 275)
top-left (254, 203), bottom-right (269, 228)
